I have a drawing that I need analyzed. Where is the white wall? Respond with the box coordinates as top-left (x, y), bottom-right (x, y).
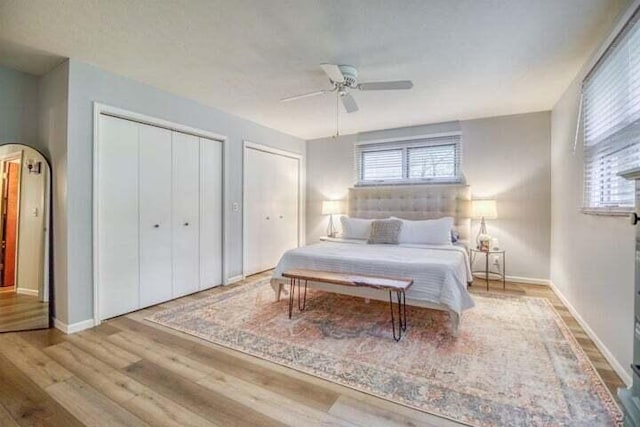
top-left (307, 112), bottom-right (551, 281)
top-left (62, 59), bottom-right (305, 324)
top-left (550, 1), bottom-right (637, 384)
top-left (462, 113), bottom-right (551, 282)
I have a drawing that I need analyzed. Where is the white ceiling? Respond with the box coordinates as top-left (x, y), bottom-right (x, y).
top-left (0, 0), bottom-right (628, 139)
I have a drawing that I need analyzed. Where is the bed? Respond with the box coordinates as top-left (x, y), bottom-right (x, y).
top-left (270, 184), bottom-right (474, 335)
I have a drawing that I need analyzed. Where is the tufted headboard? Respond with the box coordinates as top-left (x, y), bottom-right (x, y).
top-left (347, 184), bottom-right (472, 243)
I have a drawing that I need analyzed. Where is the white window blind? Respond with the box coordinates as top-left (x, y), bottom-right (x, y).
top-left (356, 134), bottom-right (462, 185)
top-left (583, 8), bottom-right (640, 212)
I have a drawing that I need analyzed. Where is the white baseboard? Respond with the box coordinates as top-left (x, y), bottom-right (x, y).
top-left (53, 317), bottom-right (96, 334)
top-left (549, 281), bottom-right (632, 386)
top-left (226, 275), bottom-right (244, 285)
top-left (16, 287), bottom-right (39, 296)
top-left (506, 275), bottom-right (550, 286)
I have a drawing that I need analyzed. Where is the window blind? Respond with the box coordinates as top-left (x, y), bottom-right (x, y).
top-left (355, 134), bottom-right (462, 185)
top-left (583, 8), bottom-right (640, 211)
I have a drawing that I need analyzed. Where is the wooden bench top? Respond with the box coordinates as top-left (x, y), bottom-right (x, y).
top-left (282, 269), bottom-right (413, 291)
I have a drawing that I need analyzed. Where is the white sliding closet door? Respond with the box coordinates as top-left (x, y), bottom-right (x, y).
top-left (97, 115), bottom-right (140, 319)
top-left (271, 154), bottom-right (299, 260)
top-left (139, 124), bottom-right (172, 307)
top-left (172, 132), bottom-right (200, 297)
top-left (199, 138), bottom-right (223, 289)
top-left (245, 148), bottom-right (271, 275)
top-left (96, 109), bottom-right (224, 322)
top-left (244, 146), bottom-right (299, 276)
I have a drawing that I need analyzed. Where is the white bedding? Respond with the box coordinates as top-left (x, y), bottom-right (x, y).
top-left (273, 240), bottom-right (475, 315)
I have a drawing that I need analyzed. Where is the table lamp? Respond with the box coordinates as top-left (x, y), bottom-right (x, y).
top-left (471, 199), bottom-right (497, 249)
top-left (322, 200), bottom-right (344, 238)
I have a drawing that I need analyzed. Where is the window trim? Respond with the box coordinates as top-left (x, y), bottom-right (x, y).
top-left (355, 135), bottom-right (463, 187)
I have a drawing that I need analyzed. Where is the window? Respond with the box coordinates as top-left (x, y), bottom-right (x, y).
top-left (356, 134), bottom-right (462, 185)
top-left (583, 8), bottom-right (640, 212)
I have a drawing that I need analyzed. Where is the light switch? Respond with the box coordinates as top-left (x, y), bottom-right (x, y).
top-left (232, 202), bottom-right (239, 212)
top-left (32, 208), bottom-right (39, 217)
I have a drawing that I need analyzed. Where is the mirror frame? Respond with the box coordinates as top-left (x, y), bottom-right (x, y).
top-left (0, 142), bottom-right (53, 332)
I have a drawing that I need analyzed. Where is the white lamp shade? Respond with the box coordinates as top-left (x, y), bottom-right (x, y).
top-left (322, 200), bottom-right (344, 215)
top-left (471, 199), bottom-right (497, 219)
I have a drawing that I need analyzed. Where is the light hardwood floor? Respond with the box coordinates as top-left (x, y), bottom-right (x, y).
top-left (0, 291), bottom-right (49, 333)
top-left (0, 273), bottom-right (625, 426)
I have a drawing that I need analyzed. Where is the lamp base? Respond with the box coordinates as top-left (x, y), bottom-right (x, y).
top-left (326, 214), bottom-right (337, 238)
top-left (476, 216), bottom-right (488, 249)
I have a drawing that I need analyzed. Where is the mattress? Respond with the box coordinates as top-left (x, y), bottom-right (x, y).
top-left (273, 240), bottom-right (475, 315)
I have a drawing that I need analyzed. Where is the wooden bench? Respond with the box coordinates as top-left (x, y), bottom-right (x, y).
top-left (282, 269), bottom-right (413, 341)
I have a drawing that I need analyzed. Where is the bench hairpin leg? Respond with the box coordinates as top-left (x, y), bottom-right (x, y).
top-left (389, 289), bottom-right (408, 341)
top-left (389, 289), bottom-right (402, 341)
top-left (399, 290), bottom-right (407, 332)
top-left (288, 277), bottom-right (295, 319)
top-left (298, 279), bottom-right (307, 311)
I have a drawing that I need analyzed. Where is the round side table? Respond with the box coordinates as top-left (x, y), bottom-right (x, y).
top-left (470, 248), bottom-right (506, 291)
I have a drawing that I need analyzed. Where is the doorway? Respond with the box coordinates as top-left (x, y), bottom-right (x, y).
top-left (0, 156), bottom-right (21, 289)
top-left (0, 144), bottom-right (51, 333)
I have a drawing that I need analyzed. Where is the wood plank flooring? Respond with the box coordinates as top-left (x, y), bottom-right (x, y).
top-left (0, 273), bottom-right (625, 426)
top-left (0, 291), bottom-right (48, 333)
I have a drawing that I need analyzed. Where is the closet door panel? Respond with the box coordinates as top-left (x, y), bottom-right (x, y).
top-left (172, 132), bottom-right (200, 297)
top-left (274, 155), bottom-right (300, 257)
top-left (262, 152), bottom-right (281, 269)
top-left (97, 115), bottom-right (139, 320)
top-left (244, 148), bottom-right (299, 275)
top-left (139, 124), bottom-right (173, 307)
top-left (199, 138), bottom-right (222, 289)
top-left (245, 148), bottom-right (271, 275)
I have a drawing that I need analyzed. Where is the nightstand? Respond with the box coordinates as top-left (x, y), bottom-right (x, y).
top-left (470, 248), bottom-right (506, 291)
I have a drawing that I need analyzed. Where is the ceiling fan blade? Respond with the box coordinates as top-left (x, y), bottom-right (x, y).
top-left (280, 90), bottom-right (327, 102)
top-left (341, 93), bottom-right (359, 113)
top-left (320, 63), bottom-right (345, 83)
top-left (358, 80), bottom-right (414, 91)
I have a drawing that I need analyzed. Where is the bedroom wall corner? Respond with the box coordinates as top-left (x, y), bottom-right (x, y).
top-left (37, 60), bottom-right (70, 325)
top-left (549, 0), bottom-right (637, 383)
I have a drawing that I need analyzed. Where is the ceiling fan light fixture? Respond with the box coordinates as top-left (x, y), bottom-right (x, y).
top-left (280, 63), bottom-right (414, 127)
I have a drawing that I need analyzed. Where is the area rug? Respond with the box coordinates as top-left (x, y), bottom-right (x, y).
top-left (147, 279), bottom-right (622, 426)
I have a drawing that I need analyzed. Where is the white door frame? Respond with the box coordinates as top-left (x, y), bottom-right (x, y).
top-left (92, 103), bottom-right (228, 325)
top-left (242, 141), bottom-right (305, 277)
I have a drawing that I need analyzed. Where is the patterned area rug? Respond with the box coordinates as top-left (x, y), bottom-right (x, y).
top-left (147, 279), bottom-right (621, 426)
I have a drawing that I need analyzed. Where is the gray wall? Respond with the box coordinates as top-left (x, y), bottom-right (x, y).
top-left (64, 59), bottom-right (305, 324)
top-left (0, 66), bottom-right (39, 149)
top-left (307, 112), bottom-right (551, 281)
top-left (550, 1), bottom-right (637, 383)
top-left (38, 61), bottom-right (69, 322)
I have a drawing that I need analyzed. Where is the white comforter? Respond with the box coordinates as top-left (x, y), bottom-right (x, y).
top-left (273, 240), bottom-right (475, 315)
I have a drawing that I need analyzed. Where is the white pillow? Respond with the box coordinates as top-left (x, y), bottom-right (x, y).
top-left (391, 216), bottom-right (454, 245)
top-left (339, 216), bottom-right (374, 240)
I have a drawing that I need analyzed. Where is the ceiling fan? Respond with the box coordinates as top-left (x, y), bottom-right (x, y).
top-left (280, 64), bottom-right (414, 113)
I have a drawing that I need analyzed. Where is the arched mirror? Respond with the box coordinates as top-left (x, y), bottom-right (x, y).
top-left (0, 143), bottom-right (51, 332)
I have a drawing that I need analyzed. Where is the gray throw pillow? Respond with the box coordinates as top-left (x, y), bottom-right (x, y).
top-left (368, 219), bottom-right (403, 244)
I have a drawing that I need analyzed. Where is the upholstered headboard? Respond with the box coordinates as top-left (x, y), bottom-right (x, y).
top-left (347, 184), bottom-right (472, 243)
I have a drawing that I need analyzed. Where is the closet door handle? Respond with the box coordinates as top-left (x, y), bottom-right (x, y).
top-left (154, 224), bottom-right (160, 228)
top-left (184, 222), bottom-right (190, 226)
